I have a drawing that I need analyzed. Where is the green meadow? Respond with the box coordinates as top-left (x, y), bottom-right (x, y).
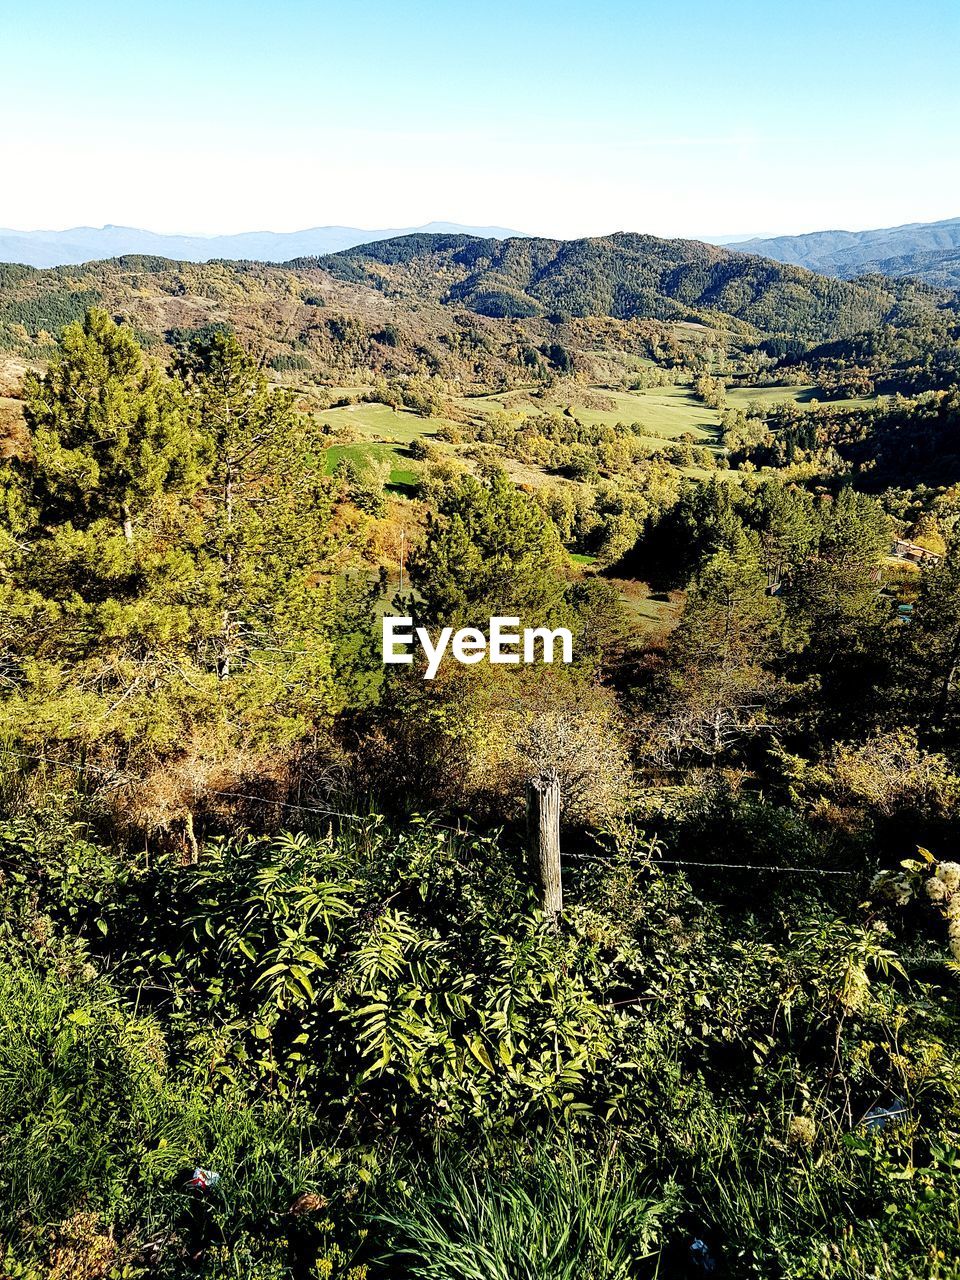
top-left (725, 382), bottom-right (879, 411)
top-left (318, 402), bottom-right (450, 487)
top-left (323, 440), bottom-right (419, 487)
top-left (318, 378), bottom-right (878, 493)
top-left (319, 400), bottom-right (459, 441)
top-left (460, 384), bottom-right (722, 443)
top-left (566, 386), bottom-right (721, 440)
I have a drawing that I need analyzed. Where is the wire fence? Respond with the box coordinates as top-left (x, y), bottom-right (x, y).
top-left (0, 748), bottom-right (860, 878)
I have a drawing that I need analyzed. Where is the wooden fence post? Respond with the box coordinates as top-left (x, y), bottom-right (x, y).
top-left (526, 767), bottom-right (562, 918)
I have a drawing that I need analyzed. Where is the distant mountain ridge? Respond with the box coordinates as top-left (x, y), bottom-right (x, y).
top-left (728, 217), bottom-right (960, 287)
top-left (853, 247), bottom-right (960, 291)
top-left (5, 216), bottom-right (960, 289)
top-left (0, 221), bottom-right (527, 269)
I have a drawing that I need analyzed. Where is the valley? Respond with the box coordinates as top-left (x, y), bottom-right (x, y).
top-left (2, 226), bottom-right (960, 1280)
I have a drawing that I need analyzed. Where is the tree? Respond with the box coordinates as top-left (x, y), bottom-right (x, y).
top-left (783, 488), bottom-right (892, 739)
top-left (743, 478), bottom-right (818, 593)
top-left (0, 321), bottom-right (376, 827)
top-left (359, 659), bottom-right (633, 825)
top-left (176, 330), bottom-right (338, 682)
top-left (648, 527), bottom-right (783, 761)
top-left (23, 308), bottom-right (205, 541)
top-left (408, 467), bottom-right (568, 625)
top-left (901, 536), bottom-right (960, 735)
top-left (911, 511), bottom-right (947, 557)
top-left (641, 477), bottom-right (745, 587)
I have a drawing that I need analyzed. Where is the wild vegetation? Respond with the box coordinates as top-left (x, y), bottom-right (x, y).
top-left (2, 230), bottom-right (960, 1278)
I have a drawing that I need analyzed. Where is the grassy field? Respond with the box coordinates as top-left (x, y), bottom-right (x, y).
top-left (459, 384), bottom-right (722, 446)
top-left (323, 440), bottom-right (420, 488)
top-left (317, 378), bottom-right (769, 496)
top-left (317, 401), bottom-right (460, 441)
top-left (566, 386), bottom-right (721, 441)
top-left (318, 402), bottom-right (453, 488)
top-left (319, 383), bottom-right (734, 495)
top-left (318, 378), bottom-right (885, 494)
top-left (611, 580), bottom-right (685, 637)
top-left (725, 383), bottom-right (878, 412)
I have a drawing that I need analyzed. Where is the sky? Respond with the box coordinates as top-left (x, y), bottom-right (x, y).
top-left (1, 0), bottom-right (958, 240)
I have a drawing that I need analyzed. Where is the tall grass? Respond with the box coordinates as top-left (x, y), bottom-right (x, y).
top-left (376, 1142), bottom-right (676, 1280)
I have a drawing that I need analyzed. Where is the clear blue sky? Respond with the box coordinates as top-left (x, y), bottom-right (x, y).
top-left (2, 0), bottom-right (958, 237)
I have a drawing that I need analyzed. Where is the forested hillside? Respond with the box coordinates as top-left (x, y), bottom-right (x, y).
top-left (3, 229), bottom-right (960, 1278)
top-left (855, 249), bottom-right (960, 291)
top-left (0, 233), bottom-right (951, 394)
top-left (313, 231), bottom-right (930, 338)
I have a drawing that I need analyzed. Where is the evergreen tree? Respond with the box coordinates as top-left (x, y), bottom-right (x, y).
top-left (902, 536), bottom-right (960, 735)
top-left (743, 478), bottom-right (818, 592)
top-left (409, 467), bottom-right (568, 625)
top-left (0, 321), bottom-right (375, 799)
top-left (793, 491), bottom-right (889, 631)
top-left (655, 524), bottom-right (783, 760)
top-left (785, 488), bottom-right (892, 739)
top-left (176, 330), bottom-right (339, 683)
top-left (23, 308), bottom-right (206, 540)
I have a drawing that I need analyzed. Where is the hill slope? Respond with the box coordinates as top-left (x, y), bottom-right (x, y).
top-left (852, 248), bottom-right (960, 291)
top-left (0, 234), bottom-right (948, 394)
top-left (313, 231), bottom-right (934, 341)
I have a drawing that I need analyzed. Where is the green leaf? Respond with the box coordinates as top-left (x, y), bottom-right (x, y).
top-left (290, 965), bottom-right (315, 1000)
top-left (467, 1036), bottom-right (495, 1072)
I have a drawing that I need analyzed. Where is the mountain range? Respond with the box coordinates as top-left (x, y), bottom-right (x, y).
top-left (0, 221), bottom-right (526, 269)
top-left (1, 217), bottom-right (958, 290)
top-left (728, 217), bottom-right (960, 288)
top-left (0, 230), bottom-right (940, 366)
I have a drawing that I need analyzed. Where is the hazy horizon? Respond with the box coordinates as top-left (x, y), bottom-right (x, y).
top-left (1, 216), bottom-right (957, 243)
top-left (3, 0), bottom-right (957, 240)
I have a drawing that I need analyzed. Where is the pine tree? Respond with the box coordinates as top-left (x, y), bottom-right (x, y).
top-left (0, 321), bottom-right (375, 801)
top-left (23, 308), bottom-right (206, 540)
top-left (902, 537), bottom-right (960, 734)
top-left (409, 467), bottom-right (568, 625)
top-left (657, 524), bottom-right (783, 759)
top-left (744, 478), bottom-right (818, 592)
